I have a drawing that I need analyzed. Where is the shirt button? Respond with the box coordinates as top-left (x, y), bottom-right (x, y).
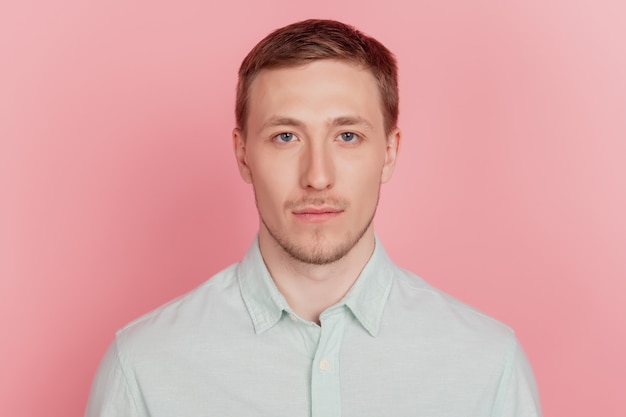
top-left (288, 313), bottom-right (297, 322)
top-left (319, 359), bottom-right (330, 371)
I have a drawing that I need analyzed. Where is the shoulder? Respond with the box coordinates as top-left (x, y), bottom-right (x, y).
top-left (386, 267), bottom-right (516, 348)
top-left (113, 263), bottom-right (247, 356)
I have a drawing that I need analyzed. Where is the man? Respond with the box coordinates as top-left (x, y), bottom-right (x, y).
top-left (86, 19), bottom-right (542, 417)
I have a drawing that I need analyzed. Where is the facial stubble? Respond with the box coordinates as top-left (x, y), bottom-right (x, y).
top-left (254, 189), bottom-right (380, 266)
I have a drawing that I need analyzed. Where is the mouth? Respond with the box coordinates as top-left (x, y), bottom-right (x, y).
top-left (292, 206), bottom-right (344, 222)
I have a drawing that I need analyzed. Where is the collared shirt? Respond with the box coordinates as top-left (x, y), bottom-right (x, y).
top-left (85, 237), bottom-right (542, 417)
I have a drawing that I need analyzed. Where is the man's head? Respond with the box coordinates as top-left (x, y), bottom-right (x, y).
top-left (233, 20), bottom-right (401, 266)
top-left (236, 19), bottom-right (399, 136)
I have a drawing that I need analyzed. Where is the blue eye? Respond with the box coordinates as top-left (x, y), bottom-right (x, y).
top-left (338, 132), bottom-right (359, 142)
top-left (275, 132), bottom-right (296, 142)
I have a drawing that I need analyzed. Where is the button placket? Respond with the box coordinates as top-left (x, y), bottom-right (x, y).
top-left (310, 309), bottom-right (346, 417)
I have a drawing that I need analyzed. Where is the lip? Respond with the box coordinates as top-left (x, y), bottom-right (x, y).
top-left (292, 206), bottom-right (344, 222)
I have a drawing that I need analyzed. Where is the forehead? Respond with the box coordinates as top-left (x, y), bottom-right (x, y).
top-left (246, 60), bottom-right (384, 131)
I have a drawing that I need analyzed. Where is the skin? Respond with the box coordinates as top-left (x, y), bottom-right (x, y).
top-left (233, 59), bottom-right (400, 323)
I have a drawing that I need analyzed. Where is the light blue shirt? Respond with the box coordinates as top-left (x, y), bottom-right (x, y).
top-left (86, 237), bottom-right (542, 417)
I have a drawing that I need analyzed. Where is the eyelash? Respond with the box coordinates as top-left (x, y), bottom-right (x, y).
top-left (273, 132), bottom-right (297, 142)
top-left (272, 131), bottom-right (361, 143)
top-left (338, 132), bottom-right (360, 143)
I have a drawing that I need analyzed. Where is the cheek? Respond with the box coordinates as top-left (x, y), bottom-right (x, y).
top-left (249, 158), bottom-right (294, 207)
top-left (342, 156), bottom-right (385, 193)
top-left (360, 174), bottom-right (384, 202)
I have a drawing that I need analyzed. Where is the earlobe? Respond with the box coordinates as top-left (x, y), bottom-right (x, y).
top-left (381, 128), bottom-right (401, 184)
top-left (233, 128), bottom-right (253, 184)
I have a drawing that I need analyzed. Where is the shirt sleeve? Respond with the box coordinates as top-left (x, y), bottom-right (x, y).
top-left (493, 338), bottom-right (543, 417)
top-left (84, 339), bottom-right (142, 417)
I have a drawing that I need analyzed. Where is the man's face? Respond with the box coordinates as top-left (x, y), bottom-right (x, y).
top-left (234, 59), bottom-right (400, 265)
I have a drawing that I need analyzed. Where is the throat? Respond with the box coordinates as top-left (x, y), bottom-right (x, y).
top-left (257, 222), bottom-right (377, 323)
top-left (276, 269), bottom-right (355, 323)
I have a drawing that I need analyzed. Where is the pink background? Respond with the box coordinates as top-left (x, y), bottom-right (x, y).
top-left (2, 1), bottom-right (625, 416)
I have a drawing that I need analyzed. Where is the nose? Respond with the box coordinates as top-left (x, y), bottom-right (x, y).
top-left (299, 141), bottom-right (335, 191)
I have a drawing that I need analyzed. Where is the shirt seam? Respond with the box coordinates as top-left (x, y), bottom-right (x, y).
top-left (491, 336), bottom-right (539, 417)
top-left (491, 335), bottom-right (516, 416)
top-left (113, 337), bottom-right (144, 416)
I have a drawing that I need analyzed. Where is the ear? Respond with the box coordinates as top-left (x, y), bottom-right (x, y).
top-left (233, 128), bottom-right (252, 184)
top-left (381, 128), bottom-right (401, 183)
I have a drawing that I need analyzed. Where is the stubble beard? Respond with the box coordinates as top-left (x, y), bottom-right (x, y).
top-left (256, 193), bottom-right (380, 266)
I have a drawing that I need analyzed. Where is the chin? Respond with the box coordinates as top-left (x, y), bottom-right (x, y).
top-left (282, 230), bottom-right (366, 265)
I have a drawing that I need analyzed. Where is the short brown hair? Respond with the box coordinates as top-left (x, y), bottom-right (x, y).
top-left (236, 19), bottom-right (399, 135)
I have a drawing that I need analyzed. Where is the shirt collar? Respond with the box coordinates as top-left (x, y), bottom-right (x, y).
top-left (237, 236), bottom-right (289, 334)
top-left (341, 235), bottom-right (395, 337)
top-left (237, 235), bottom-right (395, 337)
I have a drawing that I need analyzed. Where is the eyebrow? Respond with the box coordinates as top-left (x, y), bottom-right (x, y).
top-left (262, 115), bottom-right (374, 130)
top-left (330, 116), bottom-right (373, 130)
top-left (262, 117), bottom-right (304, 129)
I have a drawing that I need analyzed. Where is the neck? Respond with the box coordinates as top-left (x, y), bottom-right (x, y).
top-left (258, 226), bottom-right (376, 324)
